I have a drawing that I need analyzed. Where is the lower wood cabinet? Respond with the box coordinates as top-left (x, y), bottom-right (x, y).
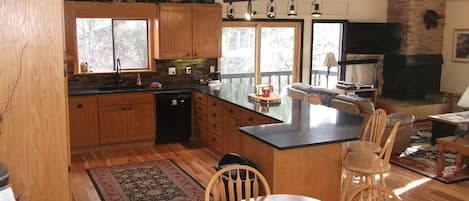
top-left (193, 93), bottom-right (280, 154)
top-left (69, 92), bottom-right (156, 148)
top-left (98, 92), bottom-right (155, 145)
top-left (69, 95), bottom-right (99, 148)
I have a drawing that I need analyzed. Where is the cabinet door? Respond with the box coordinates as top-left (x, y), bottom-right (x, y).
top-left (69, 96), bottom-right (99, 148)
top-left (222, 114), bottom-right (241, 154)
top-left (127, 103), bottom-right (156, 142)
top-left (158, 4), bottom-right (193, 59)
top-left (99, 105), bottom-right (128, 144)
top-left (192, 5), bottom-right (222, 58)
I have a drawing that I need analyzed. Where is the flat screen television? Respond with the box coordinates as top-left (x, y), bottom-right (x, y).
top-left (346, 23), bottom-right (402, 54)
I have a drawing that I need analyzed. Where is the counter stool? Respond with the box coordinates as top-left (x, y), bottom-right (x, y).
top-left (346, 109), bottom-right (387, 153)
top-left (340, 122), bottom-right (400, 201)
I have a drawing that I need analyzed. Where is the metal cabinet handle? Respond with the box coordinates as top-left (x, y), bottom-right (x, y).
top-left (128, 105), bottom-right (132, 110)
top-left (121, 107), bottom-right (127, 111)
top-left (194, 53), bottom-right (198, 56)
top-left (212, 124), bottom-right (216, 128)
top-left (186, 53), bottom-right (191, 56)
top-left (229, 109), bottom-right (233, 113)
top-left (76, 104), bottom-right (83, 108)
top-left (212, 113), bottom-right (216, 117)
top-left (212, 103), bottom-right (216, 107)
top-left (248, 117), bottom-right (253, 122)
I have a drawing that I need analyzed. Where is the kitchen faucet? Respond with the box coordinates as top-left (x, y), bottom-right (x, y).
top-left (115, 58), bottom-right (123, 86)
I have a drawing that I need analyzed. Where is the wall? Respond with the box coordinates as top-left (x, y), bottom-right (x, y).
top-left (0, 0), bottom-right (71, 201)
top-left (68, 59), bottom-right (217, 89)
top-left (441, 1), bottom-right (469, 94)
top-left (387, 0), bottom-right (446, 55)
top-left (216, 0), bottom-right (388, 83)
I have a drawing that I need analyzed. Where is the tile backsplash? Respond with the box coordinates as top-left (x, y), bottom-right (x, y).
top-left (67, 59), bottom-right (218, 89)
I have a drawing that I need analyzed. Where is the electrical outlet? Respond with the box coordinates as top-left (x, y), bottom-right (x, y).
top-left (168, 67), bottom-right (176, 75)
top-left (210, 66), bottom-right (215, 73)
top-left (185, 66), bottom-right (191, 75)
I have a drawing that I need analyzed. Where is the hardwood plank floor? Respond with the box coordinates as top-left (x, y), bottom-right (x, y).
top-left (71, 143), bottom-right (469, 201)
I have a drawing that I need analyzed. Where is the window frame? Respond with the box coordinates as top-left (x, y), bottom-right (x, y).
top-left (221, 19), bottom-right (303, 86)
top-left (64, 1), bottom-right (157, 75)
top-left (310, 20), bottom-right (348, 84)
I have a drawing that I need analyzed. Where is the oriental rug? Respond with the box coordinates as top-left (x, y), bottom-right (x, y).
top-left (87, 159), bottom-right (204, 201)
top-left (390, 121), bottom-right (469, 184)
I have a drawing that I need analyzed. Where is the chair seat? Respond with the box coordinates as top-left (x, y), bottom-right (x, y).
top-left (344, 151), bottom-right (390, 174)
top-left (346, 140), bottom-right (382, 153)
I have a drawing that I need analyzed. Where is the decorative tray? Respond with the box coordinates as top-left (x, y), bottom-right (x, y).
top-left (248, 93), bottom-right (281, 104)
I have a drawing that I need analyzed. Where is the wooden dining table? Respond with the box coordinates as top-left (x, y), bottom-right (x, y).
top-left (244, 194), bottom-right (321, 201)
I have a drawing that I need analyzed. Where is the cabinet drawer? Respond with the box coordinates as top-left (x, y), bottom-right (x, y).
top-left (241, 110), bottom-right (278, 126)
top-left (98, 92), bottom-right (154, 106)
top-left (193, 91), bottom-right (206, 105)
top-left (204, 132), bottom-right (222, 153)
top-left (207, 117), bottom-right (222, 135)
top-left (195, 102), bottom-right (206, 114)
top-left (207, 107), bottom-right (222, 121)
top-left (223, 102), bottom-right (241, 120)
top-left (195, 111), bottom-right (207, 129)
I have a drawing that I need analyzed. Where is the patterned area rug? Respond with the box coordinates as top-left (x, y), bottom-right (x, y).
top-left (390, 121), bottom-right (469, 184)
top-left (87, 159), bottom-right (204, 201)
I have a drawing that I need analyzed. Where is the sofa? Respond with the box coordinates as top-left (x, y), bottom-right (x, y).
top-left (287, 83), bottom-right (375, 118)
top-left (288, 83), bottom-right (416, 154)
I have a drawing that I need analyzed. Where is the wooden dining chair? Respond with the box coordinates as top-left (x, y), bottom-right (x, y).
top-left (304, 93), bottom-right (321, 105)
top-left (347, 109), bottom-right (388, 153)
top-left (204, 165), bottom-right (271, 201)
top-left (341, 122), bottom-right (400, 201)
top-left (346, 184), bottom-right (401, 201)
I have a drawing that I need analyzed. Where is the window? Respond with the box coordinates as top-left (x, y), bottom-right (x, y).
top-left (76, 18), bottom-right (149, 73)
top-left (311, 21), bottom-right (346, 88)
top-left (64, 2), bottom-right (157, 74)
top-left (221, 21), bottom-right (302, 94)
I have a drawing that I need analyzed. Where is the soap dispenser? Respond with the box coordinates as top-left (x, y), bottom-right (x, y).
top-left (136, 73), bottom-right (142, 87)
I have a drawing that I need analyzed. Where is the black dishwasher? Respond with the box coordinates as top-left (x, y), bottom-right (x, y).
top-left (155, 90), bottom-right (192, 144)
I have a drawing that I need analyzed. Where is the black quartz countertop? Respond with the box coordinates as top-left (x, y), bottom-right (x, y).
top-left (68, 83), bottom-right (363, 150)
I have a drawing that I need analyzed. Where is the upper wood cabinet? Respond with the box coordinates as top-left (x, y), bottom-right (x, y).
top-left (69, 96), bottom-right (99, 148)
top-left (155, 3), bottom-right (222, 59)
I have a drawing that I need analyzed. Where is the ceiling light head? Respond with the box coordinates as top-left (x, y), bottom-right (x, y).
top-left (227, 1), bottom-right (235, 19)
top-left (312, 2), bottom-right (322, 17)
top-left (287, 0), bottom-right (297, 17)
top-left (245, 0), bottom-right (256, 20)
top-left (266, 0), bottom-right (276, 18)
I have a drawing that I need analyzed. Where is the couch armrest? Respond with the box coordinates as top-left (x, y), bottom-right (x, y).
top-left (287, 87), bottom-right (308, 100)
top-left (330, 99), bottom-right (361, 116)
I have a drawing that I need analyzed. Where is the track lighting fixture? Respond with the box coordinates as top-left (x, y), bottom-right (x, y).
top-left (287, 0), bottom-right (297, 17)
top-left (266, 0), bottom-right (276, 18)
top-left (312, 0), bottom-right (322, 17)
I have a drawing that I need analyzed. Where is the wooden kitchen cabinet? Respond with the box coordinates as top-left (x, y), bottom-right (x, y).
top-left (192, 5), bottom-right (222, 58)
top-left (98, 105), bottom-right (129, 144)
top-left (155, 3), bottom-right (221, 59)
top-left (98, 92), bottom-right (155, 145)
top-left (69, 95), bottom-right (99, 148)
top-left (222, 104), bottom-right (241, 153)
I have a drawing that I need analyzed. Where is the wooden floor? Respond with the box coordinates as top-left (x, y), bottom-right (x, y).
top-left (71, 142), bottom-right (469, 201)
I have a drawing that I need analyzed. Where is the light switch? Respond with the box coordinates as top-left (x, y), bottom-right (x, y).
top-left (210, 66), bottom-right (215, 73)
top-left (186, 66), bottom-right (191, 75)
top-left (168, 67), bottom-right (176, 75)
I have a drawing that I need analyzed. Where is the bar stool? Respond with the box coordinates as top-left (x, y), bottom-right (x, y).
top-left (346, 109), bottom-right (387, 153)
top-left (340, 122), bottom-right (400, 201)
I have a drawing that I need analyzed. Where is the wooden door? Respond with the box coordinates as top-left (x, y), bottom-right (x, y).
top-left (69, 96), bottom-right (99, 148)
top-left (127, 103), bottom-right (156, 142)
top-left (99, 105), bottom-right (128, 144)
top-left (192, 5), bottom-right (222, 58)
top-left (157, 4), bottom-right (193, 59)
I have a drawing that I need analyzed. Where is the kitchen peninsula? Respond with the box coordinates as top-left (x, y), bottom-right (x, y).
top-left (69, 83), bottom-right (363, 201)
